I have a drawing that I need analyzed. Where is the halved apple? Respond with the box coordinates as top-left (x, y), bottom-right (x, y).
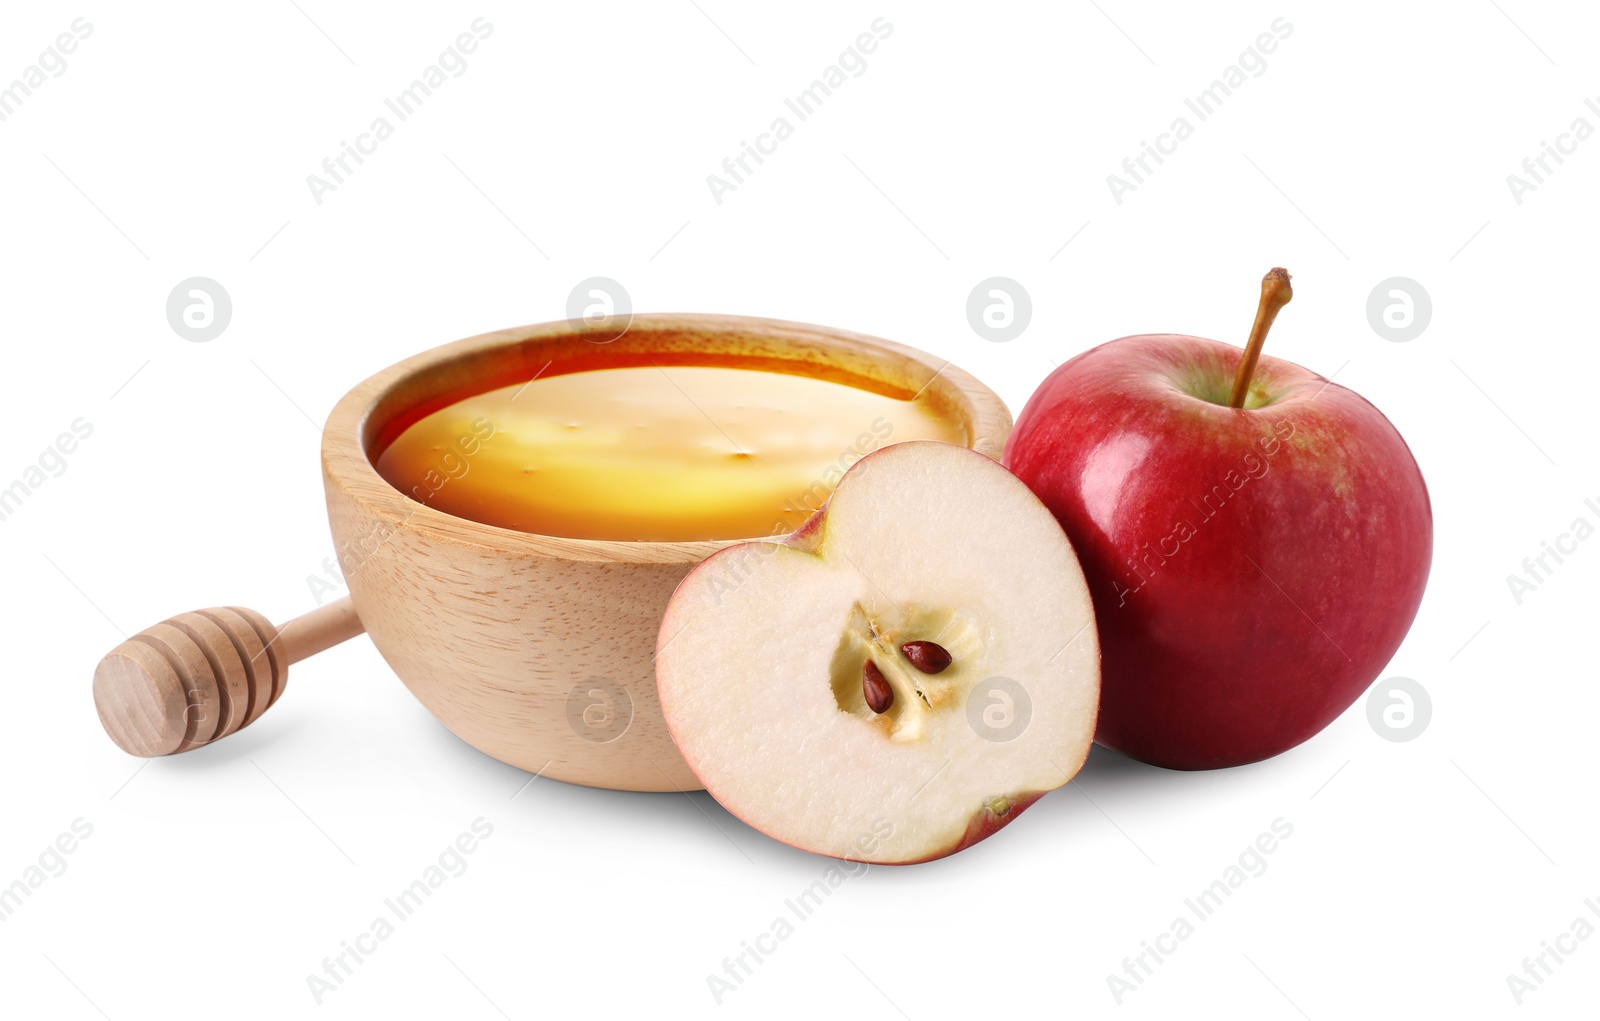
top-left (655, 441), bottom-right (1100, 864)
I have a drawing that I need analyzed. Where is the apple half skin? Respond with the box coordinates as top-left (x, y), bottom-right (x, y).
top-left (1004, 335), bottom-right (1433, 770)
top-left (893, 791), bottom-right (1048, 867)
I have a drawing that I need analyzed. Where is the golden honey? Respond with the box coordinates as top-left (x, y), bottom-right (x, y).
top-left (374, 365), bottom-right (963, 541)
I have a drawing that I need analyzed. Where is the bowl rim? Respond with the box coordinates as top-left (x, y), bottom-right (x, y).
top-left (322, 313), bottom-right (1011, 565)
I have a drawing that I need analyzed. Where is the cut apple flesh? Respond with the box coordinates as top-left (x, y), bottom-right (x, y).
top-left (655, 441), bottom-right (1100, 864)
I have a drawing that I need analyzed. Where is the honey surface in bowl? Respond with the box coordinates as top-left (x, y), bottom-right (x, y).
top-left (374, 365), bottom-right (964, 541)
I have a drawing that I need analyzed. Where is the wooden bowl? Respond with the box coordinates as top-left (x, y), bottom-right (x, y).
top-left (320, 314), bottom-right (1011, 792)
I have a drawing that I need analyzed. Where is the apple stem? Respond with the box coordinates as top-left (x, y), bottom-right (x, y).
top-left (1228, 268), bottom-right (1293, 409)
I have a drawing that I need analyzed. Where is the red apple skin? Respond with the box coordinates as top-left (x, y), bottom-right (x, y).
top-left (1004, 335), bottom-right (1432, 769)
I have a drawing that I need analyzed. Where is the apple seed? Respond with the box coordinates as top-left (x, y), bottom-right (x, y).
top-left (863, 660), bottom-right (894, 714)
top-left (900, 640), bottom-right (953, 674)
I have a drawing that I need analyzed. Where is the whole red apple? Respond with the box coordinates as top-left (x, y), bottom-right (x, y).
top-left (1003, 269), bottom-right (1432, 769)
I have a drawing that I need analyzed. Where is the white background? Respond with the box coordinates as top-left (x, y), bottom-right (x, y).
top-left (2, 1), bottom-right (1595, 1017)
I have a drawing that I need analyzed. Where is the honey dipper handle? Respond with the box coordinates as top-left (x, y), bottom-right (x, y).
top-left (278, 597), bottom-right (364, 663)
top-left (93, 597), bottom-right (366, 758)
